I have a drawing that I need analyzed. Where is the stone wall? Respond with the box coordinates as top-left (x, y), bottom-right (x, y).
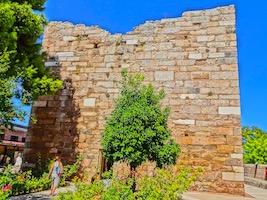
top-left (24, 5), bottom-right (244, 194)
top-left (245, 164), bottom-right (267, 180)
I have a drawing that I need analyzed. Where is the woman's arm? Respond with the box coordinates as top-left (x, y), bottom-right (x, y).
top-left (59, 161), bottom-right (63, 170)
top-left (48, 163), bottom-right (54, 178)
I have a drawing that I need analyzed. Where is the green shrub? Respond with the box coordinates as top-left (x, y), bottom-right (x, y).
top-left (60, 155), bottom-right (83, 186)
top-left (243, 126), bottom-right (267, 164)
top-left (57, 182), bottom-right (105, 200)
top-left (56, 165), bottom-right (202, 200)
top-left (135, 166), bottom-right (203, 200)
top-left (102, 176), bottom-right (134, 200)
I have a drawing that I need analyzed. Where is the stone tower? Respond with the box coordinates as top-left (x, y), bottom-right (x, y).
top-left (24, 5), bottom-right (244, 194)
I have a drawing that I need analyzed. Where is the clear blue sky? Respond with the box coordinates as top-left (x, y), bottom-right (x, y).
top-left (18, 0), bottom-right (266, 130)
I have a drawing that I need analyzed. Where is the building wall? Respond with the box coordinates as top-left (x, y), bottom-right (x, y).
top-left (24, 5), bottom-right (244, 194)
top-left (3, 127), bottom-right (27, 143)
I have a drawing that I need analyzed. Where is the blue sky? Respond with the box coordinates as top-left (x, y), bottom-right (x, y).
top-left (18, 0), bottom-right (266, 130)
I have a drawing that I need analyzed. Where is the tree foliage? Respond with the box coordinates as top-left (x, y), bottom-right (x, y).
top-left (102, 70), bottom-right (180, 170)
top-left (0, 0), bottom-right (62, 130)
top-left (242, 126), bottom-right (267, 164)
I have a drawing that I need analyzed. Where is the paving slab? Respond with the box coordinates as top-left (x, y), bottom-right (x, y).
top-left (8, 184), bottom-right (75, 200)
top-left (182, 184), bottom-right (267, 200)
top-left (245, 184), bottom-right (267, 200)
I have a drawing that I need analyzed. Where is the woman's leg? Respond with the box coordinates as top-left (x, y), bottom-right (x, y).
top-left (51, 175), bottom-right (60, 196)
top-left (51, 185), bottom-right (57, 196)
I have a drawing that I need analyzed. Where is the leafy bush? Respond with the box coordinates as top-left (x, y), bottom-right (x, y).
top-left (242, 126), bottom-right (267, 164)
top-left (135, 166), bottom-right (203, 200)
top-left (60, 155), bottom-right (83, 186)
top-left (56, 182), bottom-right (105, 200)
top-left (102, 176), bottom-right (134, 200)
top-left (56, 166), bottom-right (202, 200)
top-left (0, 166), bottom-right (51, 199)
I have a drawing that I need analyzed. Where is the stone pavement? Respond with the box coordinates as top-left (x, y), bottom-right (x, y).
top-left (183, 185), bottom-right (267, 200)
top-left (8, 184), bottom-right (75, 200)
top-left (8, 184), bottom-right (267, 200)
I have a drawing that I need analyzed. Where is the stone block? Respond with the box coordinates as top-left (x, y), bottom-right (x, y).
top-left (231, 154), bottom-right (243, 159)
top-left (217, 145), bottom-right (234, 153)
top-left (222, 172), bottom-right (244, 181)
top-left (83, 98), bottom-right (96, 107)
top-left (191, 16), bottom-right (210, 23)
top-left (63, 36), bottom-right (78, 41)
top-left (67, 66), bottom-right (77, 71)
top-left (208, 53), bottom-right (225, 58)
top-left (163, 27), bottom-right (181, 34)
top-left (173, 119), bottom-right (195, 125)
top-left (211, 127), bottom-right (233, 135)
top-left (208, 137), bottom-right (226, 145)
top-left (197, 35), bottom-right (215, 42)
top-left (233, 166), bottom-right (244, 173)
top-left (33, 101), bottom-right (47, 107)
top-left (126, 39), bottom-right (138, 45)
top-left (56, 52), bottom-right (74, 57)
top-left (189, 53), bottom-right (207, 60)
top-left (226, 158), bottom-right (243, 166)
top-left (158, 42), bottom-right (173, 50)
top-left (219, 107), bottom-right (240, 115)
top-left (192, 72), bottom-right (210, 79)
top-left (155, 71), bottom-right (174, 81)
top-left (179, 94), bottom-right (197, 99)
top-left (82, 112), bottom-right (98, 116)
top-left (67, 57), bottom-right (80, 61)
top-left (219, 21), bottom-right (235, 26)
top-left (45, 61), bottom-right (60, 67)
top-left (160, 18), bottom-right (178, 23)
top-left (211, 72), bottom-right (238, 80)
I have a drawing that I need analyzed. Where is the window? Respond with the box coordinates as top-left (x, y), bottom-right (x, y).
top-left (22, 137), bottom-right (26, 142)
top-left (10, 136), bottom-right (19, 142)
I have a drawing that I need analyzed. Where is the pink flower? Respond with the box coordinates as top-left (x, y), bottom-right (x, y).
top-left (117, 187), bottom-right (121, 191)
top-left (2, 185), bottom-right (12, 192)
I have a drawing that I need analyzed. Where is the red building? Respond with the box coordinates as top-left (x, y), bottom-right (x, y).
top-left (0, 124), bottom-right (27, 165)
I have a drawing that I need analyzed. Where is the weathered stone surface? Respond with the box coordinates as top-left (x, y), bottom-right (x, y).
top-left (25, 5), bottom-right (243, 195)
top-left (83, 98), bottom-right (96, 107)
top-left (173, 119), bottom-right (195, 125)
top-left (222, 172), bottom-right (244, 181)
top-left (154, 71), bottom-right (174, 81)
top-left (33, 101), bottom-right (47, 107)
top-left (219, 107), bottom-right (240, 115)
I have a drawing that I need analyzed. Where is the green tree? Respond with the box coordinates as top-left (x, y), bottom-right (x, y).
top-left (102, 70), bottom-right (180, 183)
top-left (242, 126), bottom-right (267, 164)
top-left (0, 0), bottom-right (62, 130)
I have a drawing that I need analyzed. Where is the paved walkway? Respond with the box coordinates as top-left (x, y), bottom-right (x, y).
top-left (8, 184), bottom-right (75, 200)
top-left (8, 184), bottom-right (267, 200)
top-left (183, 185), bottom-right (267, 200)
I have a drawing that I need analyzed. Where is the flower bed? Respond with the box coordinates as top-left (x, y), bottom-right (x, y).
top-left (56, 165), bottom-right (203, 200)
top-left (0, 156), bottom-right (83, 200)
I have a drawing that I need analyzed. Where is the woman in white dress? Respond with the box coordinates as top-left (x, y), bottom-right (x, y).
top-left (47, 155), bottom-right (64, 196)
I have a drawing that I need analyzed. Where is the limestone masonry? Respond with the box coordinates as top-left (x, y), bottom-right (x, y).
top-left (24, 5), bottom-right (244, 194)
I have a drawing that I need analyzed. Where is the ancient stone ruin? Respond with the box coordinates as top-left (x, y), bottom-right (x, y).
top-left (24, 5), bottom-right (244, 194)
